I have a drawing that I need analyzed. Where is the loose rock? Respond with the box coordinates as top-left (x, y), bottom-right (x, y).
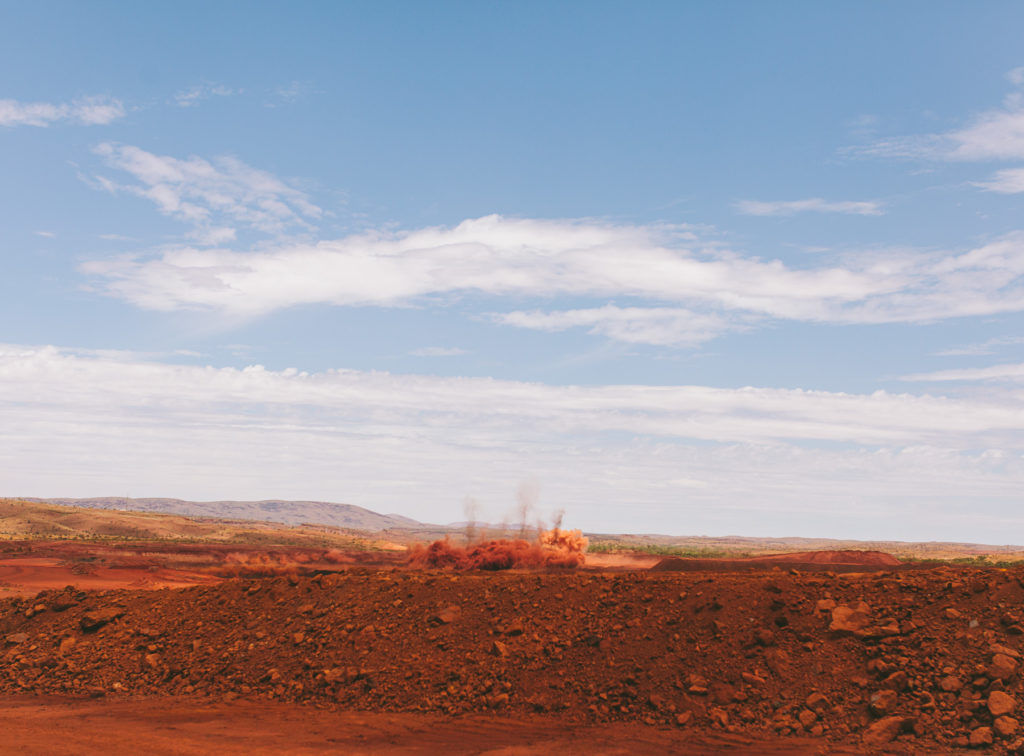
top-left (995, 716), bottom-right (1019, 738)
top-left (989, 690), bottom-right (1018, 718)
top-left (969, 726), bottom-right (993, 747)
top-left (862, 716), bottom-right (905, 746)
top-left (80, 608), bottom-right (124, 632)
top-left (829, 602), bottom-right (872, 635)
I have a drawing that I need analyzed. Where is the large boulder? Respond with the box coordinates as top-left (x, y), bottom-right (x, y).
top-left (80, 607), bottom-right (124, 632)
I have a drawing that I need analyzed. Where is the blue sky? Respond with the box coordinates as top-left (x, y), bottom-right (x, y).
top-left (4, 1), bottom-right (1024, 542)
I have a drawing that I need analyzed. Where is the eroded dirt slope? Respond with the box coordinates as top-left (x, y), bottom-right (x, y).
top-left (3, 565), bottom-right (1024, 752)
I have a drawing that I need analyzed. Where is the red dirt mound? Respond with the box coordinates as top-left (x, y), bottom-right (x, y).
top-left (651, 549), bottom-right (903, 573)
top-left (759, 550), bottom-right (902, 566)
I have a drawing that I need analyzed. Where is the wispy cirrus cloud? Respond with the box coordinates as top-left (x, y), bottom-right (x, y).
top-left (935, 335), bottom-right (1024, 357)
top-left (974, 166), bottom-right (1024, 194)
top-left (858, 68), bottom-right (1024, 193)
top-left (173, 82), bottom-right (238, 108)
top-left (0, 96), bottom-right (125, 128)
top-left (265, 81), bottom-right (317, 107)
top-left (90, 143), bottom-right (322, 245)
top-left (941, 102), bottom-right (1024, 162)
top-left (865, 110), bottom-right (1024, 163)
top-left (410, 346), bottom-right (468, 357)
top-left (494, 306), bottom-right (749, 347)
top-left (858, 88), bottom-right (1024, 163)
top-left (903, 362), bottom-right (1024, 383)
top-left (735, 198), bottom-right (884, 217)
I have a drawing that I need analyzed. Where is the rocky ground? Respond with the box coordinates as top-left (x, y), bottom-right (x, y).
top-left (3, 560), bottom-right (1024, 752)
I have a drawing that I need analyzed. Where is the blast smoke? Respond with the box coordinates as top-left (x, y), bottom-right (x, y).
top-left (463, 496), bottom-right (479, 545)
top-left (516, 479), bottom-right (540, 537)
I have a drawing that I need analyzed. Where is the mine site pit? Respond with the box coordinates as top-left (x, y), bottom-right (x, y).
top-left (3, 543), bottom-right (1024, 753)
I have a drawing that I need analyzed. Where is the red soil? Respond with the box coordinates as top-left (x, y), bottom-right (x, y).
top-left (4, 541), bottom-right (1024, 752)
top-left (0, 541), bottom-right (405, 597)
top-left (0, 557), bottom-right (218, 597)
top-left (767, 550), bottom-right (902, 566)
top-left (0, 695), bottom-right (865, 755)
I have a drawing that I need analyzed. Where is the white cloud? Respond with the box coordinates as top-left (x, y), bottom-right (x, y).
top-left (861, 68), bottom-right (1024, 163)
top-left (173, 83), bottom-right (237, 108)
top-left (91, 144), bottom-right (322, 244)
top-left (944, 110), bottom-right (1024, 162)
top-left (974, 166), bottom-right (1024, 194)
top-left (80, 214), bottom-right (886, 318)
top-left (736, 198), bottom-right (884, 217)
top-left (0, 96), bottom-right (125, 127)
top-left (266, 81), bottom-right (317, 107)
top-left (410, 346), bottom-right (468, 357)
top-left (848, 114), bottom-right (880, 140)
top-left (903, 362), bottom-right (1024, 383)
top-left (4, 344), bottom-right (1024, 540)
top-left (74, 97), bottom-right (127, 125)
top-left (860, 113), bottom-right (1024, 162)
top-left (935, 336), bottom-right (1024, 357)
top-left (34, 231), bottom-right (56, 238)
top-left (4, 344), bottom-right (1024, 448)
top-left (495, 306), bottom-right (748, 347)
top-left (81, 215), bottom-right (1024, 341)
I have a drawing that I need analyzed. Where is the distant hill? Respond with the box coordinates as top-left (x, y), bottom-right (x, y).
top-left (0, 498), bottom-right (384, 549)
top-left (25, 497), bottom-right (425, 532)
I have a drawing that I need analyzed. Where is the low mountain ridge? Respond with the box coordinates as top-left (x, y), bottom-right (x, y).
top-left (25, 497), bottom-right (424, 532)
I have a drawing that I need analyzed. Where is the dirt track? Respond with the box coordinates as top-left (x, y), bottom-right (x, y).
top-left (0, 696), bottom-right (868, 755)
top-left (3, 554), bottom-right (1024, 753)
top-left (0, 540), bottom-right (405, 597)
top-left (0, 557), bottom-right (219, 597)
